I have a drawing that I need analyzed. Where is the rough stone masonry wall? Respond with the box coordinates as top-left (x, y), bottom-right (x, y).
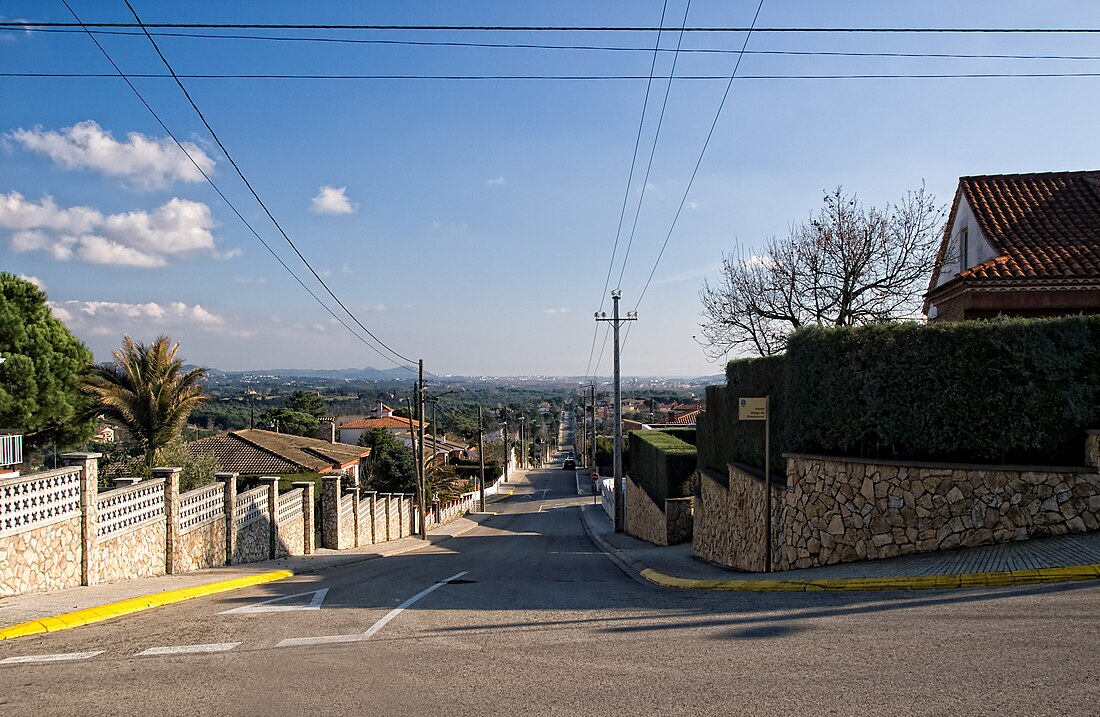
top-left (175, 519), bottom-right (226, 573)
top-left (693, 467), bottom-right (783, 572)
top-left (665, 498), bottom-right (694, 545)
top-left (94, 521), bottom-right (166, 584)
top-left (626, 475), bottom-right (672, 546)
top-left (781, 455), bottom-right (1100, 570)
top-left (234, 519), bottom-right (271, 564)
top-left (0, 517), bottom-right (82, 597)
top-left (279, 516), bottom-right (304, 556)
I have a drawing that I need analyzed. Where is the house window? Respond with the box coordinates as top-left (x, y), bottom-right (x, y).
top-left (959, 227), bottom-right (969, 269)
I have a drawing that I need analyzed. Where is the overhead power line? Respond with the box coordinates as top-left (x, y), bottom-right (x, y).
top-left (10, 71), bottom-right (1100, 80)
top-left (7, 22), bottom-right (1100, 33)
top-left (119, 0), bottom-right (417, 368)
top-left (18, 27), bottom-right (1100, 62)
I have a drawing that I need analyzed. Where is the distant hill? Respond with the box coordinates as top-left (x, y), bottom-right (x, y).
top-left (215, 366), bottom-right (422, 380)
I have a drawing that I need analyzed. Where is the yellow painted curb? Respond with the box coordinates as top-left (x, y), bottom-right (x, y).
top-left (639, 563), bottom-right (1100, 592)
top-left (0, 570), bottom-right (293, 642)
top-left (486, 490), bottom-right (515, 505)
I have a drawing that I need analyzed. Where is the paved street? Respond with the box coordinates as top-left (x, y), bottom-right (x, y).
top-left (2, 465), bottom-right (1098, 717)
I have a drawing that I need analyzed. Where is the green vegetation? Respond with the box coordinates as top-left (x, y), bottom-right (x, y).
top-left (358, 428), bottom-right (417, 493)
top-left (629, 430), bottom-right (697, 506)
top-left (700, 316), bottom-right (1100, 472)
top-left (79, 336), bottom-right (209, 468)
top-left (0, 273), bottom-right (95, 456)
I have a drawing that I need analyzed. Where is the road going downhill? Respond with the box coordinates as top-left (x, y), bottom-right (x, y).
top-left (2, 465), bottom-right (1098, 717)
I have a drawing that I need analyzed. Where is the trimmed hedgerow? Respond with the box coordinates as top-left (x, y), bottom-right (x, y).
top-left (783, 316), bottom-right (1100, 465)
top-left (628, 430), bottom-right (697, 506)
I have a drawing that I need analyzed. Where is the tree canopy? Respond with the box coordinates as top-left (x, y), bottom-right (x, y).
top-left (79, 335), bottom-right (209, 468)
top-left (698, 186), bottom-right (944, 358)
top-left (259, 407), bottom-right (318, 437)
top-left (358, 428), bottom-right (417, 493)
top-left (285, 390), bottom-right (326, 418)
top-left (0, 273), bottom-right (95, 453)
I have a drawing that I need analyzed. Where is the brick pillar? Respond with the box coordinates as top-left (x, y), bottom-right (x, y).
top-left (322, 473), bottom-right (342, 549)
top-left (63, 452), bottom-right (101, 587)
top-left (293, 481), bottom-right (315, 554)
top-left (153, 467), bottom-right (182, 575)
top-left (258, 476), bottom-right (280, 559)
top-left (216, 472), bottom-right (238, 564)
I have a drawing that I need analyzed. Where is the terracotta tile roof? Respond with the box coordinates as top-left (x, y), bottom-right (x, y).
top-left (339, 416), bottom-right (427, 430)
top-left (955, 170), bottom-right (1100, 282)
top-left (188, 429), bottom-right (368, 475)
top-left (670, 409), bottom-right (702, 425)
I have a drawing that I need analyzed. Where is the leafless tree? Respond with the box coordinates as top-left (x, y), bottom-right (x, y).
top-left (698, 185), bottom-right (944, 359)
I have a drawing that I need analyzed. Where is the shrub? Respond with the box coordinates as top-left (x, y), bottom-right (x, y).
top-left (628, 430), bottom-right (697, 505)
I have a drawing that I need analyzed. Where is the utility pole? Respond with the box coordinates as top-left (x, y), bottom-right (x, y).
top-left (478, 405), bottom-right (486, 512)
top-left (589, 383), bottom-right (596, 478)
top-left (596, 290), bottom-right (637, 533)
top-left (417, 359), bottom-right (427, 540)
top-left (519, 416), bottom-right (526, 471)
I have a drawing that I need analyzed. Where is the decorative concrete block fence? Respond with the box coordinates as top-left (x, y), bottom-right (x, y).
top-left (694, 433), bottom-right (1100, 572)
top-left (0, 453), bottom-right (313, 597)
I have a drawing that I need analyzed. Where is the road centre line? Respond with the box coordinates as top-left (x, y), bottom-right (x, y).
top-left (360, 571), bottom-right (468, 640)
top-left (276, 571), bottom-right (469, 648)
top-left (137, 643), bottom-right (241, 656)
top-left (0, 651), bottom-right (104, 665)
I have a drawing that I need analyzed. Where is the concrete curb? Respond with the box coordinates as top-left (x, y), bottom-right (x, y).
top-left (578, 505), bottom-right (1100, 592)
top-left (0, 570), bottom-right (293, 642)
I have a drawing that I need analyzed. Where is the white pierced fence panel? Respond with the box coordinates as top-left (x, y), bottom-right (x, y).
top-left (97, 480), bottom-right (165, 539)
top-left (0, 467), bottom-right (82, 538)
top-left (235, 486), bottom-right (269, 529)
top-left (358, 495), bottom-right (374, 520)
top-left (340, 493), bottom-right (354, 518)
top-left (179, 483), bottom-right (224, 534)
top-left (278, 488), bottom-right (303, 525)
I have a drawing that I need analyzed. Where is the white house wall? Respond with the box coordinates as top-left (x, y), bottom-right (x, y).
top-left (934, 194), bottom-right (997, 288)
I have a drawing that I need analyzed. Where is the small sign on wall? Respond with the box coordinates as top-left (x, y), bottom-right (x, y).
top-left (738, 397), bottom-right (767, 421)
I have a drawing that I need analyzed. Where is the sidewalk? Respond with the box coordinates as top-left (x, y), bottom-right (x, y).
top-left (0, 513), bottom-right (491, 634)
top-left (579, 503), bottom-right (1100, 591)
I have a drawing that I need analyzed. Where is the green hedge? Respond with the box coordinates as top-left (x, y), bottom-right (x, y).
top-left (628, 430), bottom-right (697, 506)
top-left (701, 316), bottom-right (1100, 472)
top-left (784, 317), bottom-right (1100, 465)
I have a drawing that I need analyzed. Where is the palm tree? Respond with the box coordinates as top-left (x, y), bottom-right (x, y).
top-left (79, 335), bottom-right (209, 469)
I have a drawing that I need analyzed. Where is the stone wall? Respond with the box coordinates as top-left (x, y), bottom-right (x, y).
top-left (626, 475), bottom-right (670, 546)
top-left (358, 492), bottom-right (377, 545)
top-left (234, 519), bottom-right (271, 564)
top-left (175, 519), bottom-right (226, 573)
top-left (94, 521), bottom-right (167, 584)
top-left (279, 516), bottom-right (305, 556)
top-left (0, 517), bottom-right (82, 596)
top-left (400, 495), bottom-right (413, 536)
top-left (666, 498), bottom-right (694, 545)
top-left (693, 448), bottom-right (1100, 572)
top-left (781, 454), bottom-right (1100, 570)
top-left (693, 467), bottom-right (783, 572)
top-left (374, 494), bottom-right (390, 542)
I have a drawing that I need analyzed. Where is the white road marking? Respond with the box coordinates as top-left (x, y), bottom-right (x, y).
top-left (0, 651), bottom-right (104, 665)
top-left (137, 642), bottom-right (241, 656)
top-left (220, 588), bottom-right (329, 614)
top-left (360, 571), bottom-right (468, 641)
top-left (276, 634), bottom-right (361, 648)
top-left (548, 551), bottom-right (605, 555)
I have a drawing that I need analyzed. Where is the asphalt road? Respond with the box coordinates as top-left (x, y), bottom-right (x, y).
top-left (1, 465), bottom-right (1098, 717)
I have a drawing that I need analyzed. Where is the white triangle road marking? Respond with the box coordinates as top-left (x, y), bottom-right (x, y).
top-left (220, 588), bottom-right (329, 614)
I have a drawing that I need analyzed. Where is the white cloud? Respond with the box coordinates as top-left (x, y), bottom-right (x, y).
top-left (310, 185), bottom-right (356, 215)
top-left (486, 176), bottom-right (506, 186)
top-left (542, 308), bottom-right (571, 314)
top-left (687, 201), bottom-right (707, 210)
top-left (17, 274), bottom-right (44, 290)
top-left (652, 263), bottom-right (724, 287)
top-left (9, 120), bottom-right (214, 189)
top-left (0, 192), bottom-right (220, 268)
top-left (233, 276), bottom-right (267, 285)
top-left (49, 299), bottom-right (226, 330)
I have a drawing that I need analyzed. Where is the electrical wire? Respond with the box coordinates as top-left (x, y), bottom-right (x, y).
top-left (59, 0), bottom-right (416, 374)
top-left (8, 21), bottom-right (1100, 33)
top-left (584, 0), bottom-right (668, 384)
top-left (20, 27), bottom-right (1100, 63)
top-left (622, 0), bottom-right (766, 354)
top-left (615, 0), bottom-right (692, 290)
top-left (11, 71), bottom-right (1100, 80)
top-left (121, 0), bottom-right (417, 368)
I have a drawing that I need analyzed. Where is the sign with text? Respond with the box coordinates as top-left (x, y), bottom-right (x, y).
top-left (738, 397), bottom-right (768, 421)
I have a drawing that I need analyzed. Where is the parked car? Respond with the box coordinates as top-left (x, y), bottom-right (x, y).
top-left (563, 458), bottom-right (576, 470)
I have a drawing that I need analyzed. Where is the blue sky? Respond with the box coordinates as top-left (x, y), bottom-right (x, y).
top-left (4, 1), bottom-right (1100, 377)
